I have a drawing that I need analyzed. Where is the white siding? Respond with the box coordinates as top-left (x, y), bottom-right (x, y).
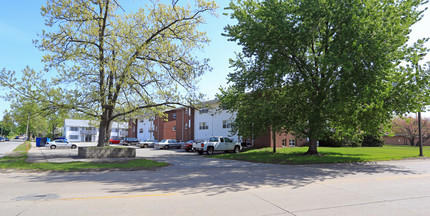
top-left (137, 116), bottom-right (154, 141)
top-left (63, 119), bottom-right (127, 142)
top-left (194, 103), bottom-right (239, 142)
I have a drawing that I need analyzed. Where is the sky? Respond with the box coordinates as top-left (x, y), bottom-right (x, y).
top-left (1, 0), bottom-right (430, 120)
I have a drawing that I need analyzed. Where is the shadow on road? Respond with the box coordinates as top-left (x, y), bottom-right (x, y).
top-left (23, 153), bottom-right (421, 196)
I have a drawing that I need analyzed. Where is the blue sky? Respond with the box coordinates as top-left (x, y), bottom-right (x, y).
top-left (1, 1), bottom-right (430, 120)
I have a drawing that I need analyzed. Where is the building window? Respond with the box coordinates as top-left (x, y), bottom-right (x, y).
top-left (70, 127), bottom-right (79, 131)
top-left (69, 135), bottom-right (79, 140)
top-left (222, 120), bottom-right (232, 129)
top-left (199, 122), bottom-right (208, 130)
top-left (172, 113), bottom-right (176, 119)
top-left (185, 123), bottom-right (188, 129)
top-left (155, 126), bottom-right (158, 131)
top-left (139, 128), bottom-right (143, 133)
top-left (282, 139), bottom-right (287, 146)
top-left (289, 139), bottom-right (296, 146)
top-left (139, 118), bottom-right (144, 123)
top-left (199, 108), bottom-right (209, 114)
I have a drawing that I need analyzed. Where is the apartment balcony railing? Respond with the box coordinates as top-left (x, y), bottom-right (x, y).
top-left (80, 130), bottom-right (97, 135)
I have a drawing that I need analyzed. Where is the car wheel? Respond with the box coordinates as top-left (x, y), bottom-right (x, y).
top-left (234, 146), bottom-right (240, 153)
top-left (164, 145), bottom-right (169, 150)
top-left (109, 142), bottom-right (112, 144)
top-left (144, 144), bottom-right (148, 148)
top-left (50, 145), bottom-right (56, 149)
top-left (198, 151), bottom-right (203, 155)
top-left (185, 148), bottom-right (190, 152)
top-left (71, 145), bottom-right (77, 149)
top-left (207, 147), bottom-right (214, 155)
top-left (225, 151), bottom-right (230, 153)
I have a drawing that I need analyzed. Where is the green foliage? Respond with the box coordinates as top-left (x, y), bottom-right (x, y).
top-left (210, 145), bottom-right (430, 164)
top-left (219, 0), bottom-right (429, 154)
top-left (1, 0), bottom-right (218, 146)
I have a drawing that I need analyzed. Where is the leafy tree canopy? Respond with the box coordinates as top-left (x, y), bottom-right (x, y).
top-left (1, 0), bottom-right (218, 146)
top-left (219, 0), bottom-right (429, 154)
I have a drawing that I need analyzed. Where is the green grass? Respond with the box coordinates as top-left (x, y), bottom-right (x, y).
top-left (0, 142), bottom-right (168, 172)
top-left (210, 145), bottom-right (430, 165)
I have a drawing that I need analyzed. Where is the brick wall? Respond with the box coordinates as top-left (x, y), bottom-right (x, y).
top-left (128, 119), bottom-right (137, 138)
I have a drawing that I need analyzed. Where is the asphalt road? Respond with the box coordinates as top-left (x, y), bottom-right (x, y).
top-left (1, 147), bottom-right (430, 216)
top-left (0, 140), bottom-right (23, 158)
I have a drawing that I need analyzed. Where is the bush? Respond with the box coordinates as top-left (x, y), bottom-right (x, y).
top-left (361, 135), bottom-right (384, 147)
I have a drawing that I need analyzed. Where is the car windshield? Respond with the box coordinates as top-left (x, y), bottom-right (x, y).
top-left (160, 140), bottom-right (167, 143)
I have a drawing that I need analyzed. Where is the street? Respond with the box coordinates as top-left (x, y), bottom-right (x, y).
top-left (0, 140), bottom-right (23, 158)
top-left (1, 146), bottom-right (430, 216)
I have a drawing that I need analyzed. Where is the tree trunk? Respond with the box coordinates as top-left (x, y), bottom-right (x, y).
top-left (272, 127), bottom-right (276, 153)
top-left (306, 137), bottom-right (319, 155)
top-left (97, 107), bottom-right (113, 147)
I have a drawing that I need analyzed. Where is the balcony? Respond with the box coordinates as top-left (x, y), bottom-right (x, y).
top-left (80, 130), bottom-right (97, 135)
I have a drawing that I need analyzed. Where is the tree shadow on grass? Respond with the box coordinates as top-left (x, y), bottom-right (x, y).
top-left (21, 153), bottom-right (423, 197)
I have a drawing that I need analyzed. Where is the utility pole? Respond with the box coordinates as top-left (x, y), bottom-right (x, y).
top-left (416, 53), bottom-right (425, 157)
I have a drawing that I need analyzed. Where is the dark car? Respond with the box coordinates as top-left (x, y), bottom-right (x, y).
top-left (5, 137), bottom-right (10, 141)
top-left (182, 140), bottom-right (195, 152)
top-left (109, 137), bottom-right (121, 144)
top-left (0, 137), bottom-right (4, 142)
top-left (120, 137), bottom-right (139, 146)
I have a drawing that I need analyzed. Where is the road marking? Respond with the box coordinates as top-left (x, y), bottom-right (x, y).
top-left (377, 174), bottom-right (430, 180)
top-left (59, 193), bottom-right (179, 201)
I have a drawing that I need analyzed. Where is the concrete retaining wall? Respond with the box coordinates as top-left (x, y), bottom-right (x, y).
top-left (78, 147), bottom-right (136, 158)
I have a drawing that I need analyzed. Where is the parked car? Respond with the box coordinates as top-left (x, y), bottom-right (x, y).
top-left (0, 137), bottom-right (4, 142)
top-left (109, 137), bottom-right (121, 144)
top-left (120, 137), bottom-right (139, 146)
top-left (5, 137), bottom-right (10, 141)
top-left (182, 140), bottom-right (204, 152)
top-left (46, 140), bottom-right (78, 149)
top-left (154, 139), bottom-right (183, 150)
top-left (193, 136), bottom-right (241, 155)
top-left (138, 139), bottom-right (158, 148)
top-left (53, 137), bottom-right (67, 141)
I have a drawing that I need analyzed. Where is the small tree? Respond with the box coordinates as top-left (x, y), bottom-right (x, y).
top-left (391, 116), bottom-right (430, 146)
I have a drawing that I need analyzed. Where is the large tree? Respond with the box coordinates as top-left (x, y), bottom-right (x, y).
top-left (220, 0), bottom-right (429, 154)
top-left (1, 0), bottom-right (217, 146)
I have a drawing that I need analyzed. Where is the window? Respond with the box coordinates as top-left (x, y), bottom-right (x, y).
top-left (222, 120), bottom-right (232, 129)
top-left (139, 119), bottom-right (144, 123)
top-left (185, 123), bottom-right (188, 129)
top-left (112, 128), bottom-right (118, 132)
top-left (173, 126), bottom-right (176, 131)
top-left (139, 128), bottom-right (143, 133)
top-left (289, 139), bottom-right (296, 146)
top-left (172, 113), bottom-right (176, 119)
top-left (155, 126), bottom-right (158, 131)
top-left (69, 135), bottom-right (79, 139)
top-left (199, 122), bottom-right (208, 130)
top-left (282, 139), bottom-right (287, 146)
top-left (199, 108), bottom-right (209, 114)
top-left (224, 137), bottom-right (232, 142)
top-left (70, 127), bottom-right (79, 131)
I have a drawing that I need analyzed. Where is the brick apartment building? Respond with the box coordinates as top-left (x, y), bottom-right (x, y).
top-left (127, 100), bottom-right (306, 148)
top-left (153, 108), bottom-right (194, 142)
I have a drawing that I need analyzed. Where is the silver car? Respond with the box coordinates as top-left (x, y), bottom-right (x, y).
top-left (46, 140), bottom-right (78, 149)
top-left (138, 139), bottom-right (158, 148)
top-left (154, 139), bottom-right (183, 150)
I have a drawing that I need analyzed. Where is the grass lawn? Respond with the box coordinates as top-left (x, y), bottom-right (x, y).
top-left (0, 142), bottom-right (168, 172)
top-left (210, 145), bottom-right (430, 165)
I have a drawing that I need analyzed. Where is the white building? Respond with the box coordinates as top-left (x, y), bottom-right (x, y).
top-left (194, 100), bottom-right (239, 142)
top-left (63, 119), bottom-right (128, 142)
top-left (136, 115), bottom-right (155, 141)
